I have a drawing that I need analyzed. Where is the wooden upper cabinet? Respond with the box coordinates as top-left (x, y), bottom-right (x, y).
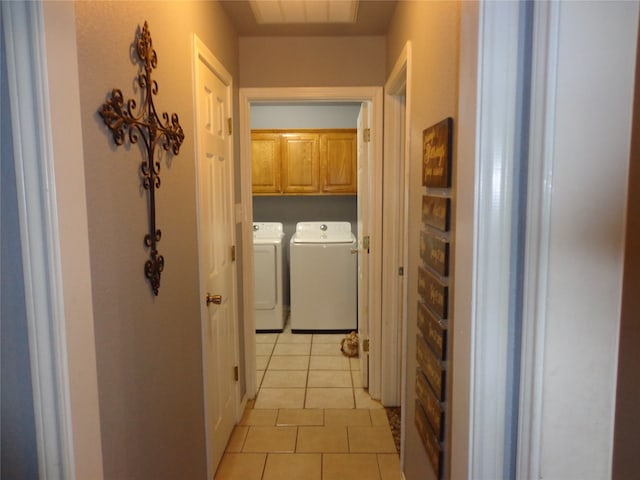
top-left (251, 129), bottom-right (357, 195)
top-left (251, 132), bottom-right (281, 193)
top-left (281, 133), bottom-right (320, 194)
top-left (320, 131), bottom-right (357, 193)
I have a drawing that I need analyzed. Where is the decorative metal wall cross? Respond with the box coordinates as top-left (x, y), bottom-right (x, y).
top-left (99, 22), bottom-right (184, 296)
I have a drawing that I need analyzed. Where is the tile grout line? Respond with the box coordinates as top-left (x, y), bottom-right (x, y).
top-left (258, 450), bottom-right (267, 480)
top-left (240, 425), bottom-right (249, 453)
top-left (375, 453), bottom-right (384, 480)
top-left (303, 334), bottom-right (313, 408)
top-left (257, 338), bottom-right (277, 394)
top-left (349, 351), bottom-right (357, 409)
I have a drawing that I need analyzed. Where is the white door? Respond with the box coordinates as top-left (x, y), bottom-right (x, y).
top-left (194, 39), bottom-right (238, 476)
top-left (357, 103), bottom-right (370, 388)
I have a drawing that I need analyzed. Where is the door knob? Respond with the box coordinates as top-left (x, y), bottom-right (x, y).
top-left (206, 293), bottom-right (222, 306)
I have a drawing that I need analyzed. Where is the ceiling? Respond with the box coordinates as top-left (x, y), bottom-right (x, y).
top-left (219, 0), bottom-right (398, 36)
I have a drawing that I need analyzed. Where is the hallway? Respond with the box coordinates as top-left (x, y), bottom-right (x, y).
top-left (10, 1), bottom-right (637, 479)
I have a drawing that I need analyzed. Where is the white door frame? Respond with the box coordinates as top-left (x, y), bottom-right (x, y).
top-left (516, 2), bottom-right (559, 477)
top-left (356, 102), bottom-right (371, 388)
top-left (383, 43), bottom-right (411, 412)
top-left (466, 2), bottom-right (524, 478)
top-left (453, 2), bottom-right (525, 479)
top-left (239, 87), bottom-right (384, 400)
top-left (2, 1), bottom-right (103, 479)
top-left (192, 34), bottom-right (242, 477)
top-left (383, 42), bottom-right (412, 465)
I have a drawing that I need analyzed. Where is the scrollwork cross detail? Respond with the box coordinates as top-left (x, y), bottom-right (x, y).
top-left (99, 22), bottom-right (184, 296)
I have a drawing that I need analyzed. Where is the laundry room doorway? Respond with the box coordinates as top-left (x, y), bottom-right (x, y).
top-left (238, 87), bottom-right (384, 405)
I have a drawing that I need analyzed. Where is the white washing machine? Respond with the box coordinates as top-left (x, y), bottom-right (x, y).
top-left (289, 221), bottom-right (357, 332)
top-left (253, 222), bottom-right (285, 332)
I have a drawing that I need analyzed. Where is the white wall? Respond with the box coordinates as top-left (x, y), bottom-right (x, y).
top-left (534, 2), bottom-right (637, 478)
top-left (251, 103), bottom-right (360, 129)
top-left (457, 3), bottom-right (638, 479)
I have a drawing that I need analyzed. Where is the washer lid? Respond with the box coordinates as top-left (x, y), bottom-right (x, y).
top-left (293, 221), bottom-right (354, 243)
top-left (253, 222), bottom-right (284, 241)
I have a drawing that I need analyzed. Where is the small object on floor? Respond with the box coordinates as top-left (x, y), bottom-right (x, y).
top-left (340, 331), bottom-right (359, 357)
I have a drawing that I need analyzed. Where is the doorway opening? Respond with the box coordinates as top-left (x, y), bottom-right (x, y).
top-left (237, 87), bottom-right (385, 406)
top-left (249, 101), bottom-right (372, 408)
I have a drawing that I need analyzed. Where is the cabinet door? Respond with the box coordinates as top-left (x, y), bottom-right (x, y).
top-left (251, 132), bottom-right (281, 194)
top-left (281, 133), bottom-right (320, 194)
top-left (321, 131), bottom-right (357, 194)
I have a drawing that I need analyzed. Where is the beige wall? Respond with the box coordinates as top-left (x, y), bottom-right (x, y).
top-left (385, 2), bottom-right (460, 479)
top-left (613, 20), bottom-right (640, 480)
top-left (239, 36), bottom-right (386, 87)
top-left (74, 2), bottom-right (238, 478)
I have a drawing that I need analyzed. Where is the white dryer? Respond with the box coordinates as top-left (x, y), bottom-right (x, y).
top-left (253, 222), bottom-right (285, 332)
top-left (289, 221), bottom-right (357, 332)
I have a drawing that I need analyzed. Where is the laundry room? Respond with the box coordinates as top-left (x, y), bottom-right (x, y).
top-left (251, 102), bottom-right (361, 332)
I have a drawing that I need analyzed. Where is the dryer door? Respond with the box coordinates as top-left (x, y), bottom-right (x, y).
top-left (254, 244), bottom-right (277, 310)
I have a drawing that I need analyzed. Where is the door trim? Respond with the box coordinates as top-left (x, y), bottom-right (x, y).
top-left (458, 2), bottom-right (527, 479)
top-left (239, 87), bottom-right (383, 399)
top-left (383, 42), bottom-right (411, 409)
top-left (384, 41), bottom-right (412, 463)
top-left (515, 2), bottom-right (558, 477)
top-left (192, 34), bottom-right (242, 478)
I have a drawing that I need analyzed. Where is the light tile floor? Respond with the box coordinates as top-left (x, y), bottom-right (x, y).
top-left (215, 407), bottom-right (401, 480)
top-left (213, 329), bottom-right (401, 479)
top-left (254, 330), bottom-right (382, 410)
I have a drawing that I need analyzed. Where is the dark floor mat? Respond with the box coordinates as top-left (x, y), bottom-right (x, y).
top-left (385, 406), bottom-right (401, 454)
